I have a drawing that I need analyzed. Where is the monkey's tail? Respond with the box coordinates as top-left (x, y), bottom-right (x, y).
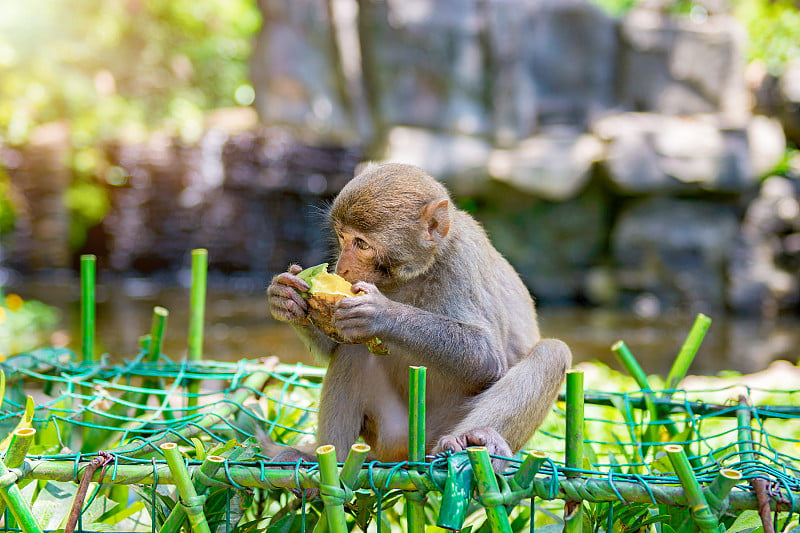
top-left (254, 428), bottom-right (288, 459)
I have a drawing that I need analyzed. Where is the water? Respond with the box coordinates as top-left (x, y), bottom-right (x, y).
top-left (10, 277), bottom-right (800, 378)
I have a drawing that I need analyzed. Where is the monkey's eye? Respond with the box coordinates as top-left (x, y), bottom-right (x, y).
top-left (354, 238), bottom-right (371, 251)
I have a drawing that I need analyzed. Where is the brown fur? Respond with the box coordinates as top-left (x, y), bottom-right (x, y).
top-left (267, 163), bottom-right (571, 470)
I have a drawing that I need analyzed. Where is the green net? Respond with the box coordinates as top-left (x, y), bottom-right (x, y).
top-left (2, 344), bottom-right (800, 532)
top-left (2, 256), bottom-right (799, 532)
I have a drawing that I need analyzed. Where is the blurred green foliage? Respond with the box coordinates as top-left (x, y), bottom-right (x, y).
top-left (0, 0), bottom-right (260, 147)
top-left (0, 0), bottom-right (261, 249)
top-left (0, 293), bottom-right (60, 357)
top-left (590, 0), bottom-right (800, 73)
top-left (0, 171), bottom-right (14, 236)
top-left (734, 0), bottom-right (800, 74)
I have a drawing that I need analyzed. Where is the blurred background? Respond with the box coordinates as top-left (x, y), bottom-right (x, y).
top-left (1, 0), bottom-right (799, 376)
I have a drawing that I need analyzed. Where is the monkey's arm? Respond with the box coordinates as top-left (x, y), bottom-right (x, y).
top-left (335, 284), bottom-right (506, 390)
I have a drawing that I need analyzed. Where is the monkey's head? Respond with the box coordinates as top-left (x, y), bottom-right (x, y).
top-left (330, 163), bottom-right (452, 289)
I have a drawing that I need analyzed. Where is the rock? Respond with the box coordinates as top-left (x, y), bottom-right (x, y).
top-left (360, 0), bottom-right (489, 136)
top-left (748, 115), bottom-right (787, 178)
top-left (488, 128), bottom-right (604, 201)
top-left (250, 0), bottom-right (357, 140)
top-left (612, 198), bottom-right (739, 311)
top-left (728, 176), bottom-right (800, 315)
top-left (488, 0), bottom-right (617, 143)
top-left (7, 123), bottom-right (72, 270)
top-left (104, 129), bottom-right (362, 276)
top-left (381, 127), bottom-right (491, 196)
top-left (778, 61), bottom-right (800, 146)
top-left (479, 182), bottom-right (609, 302)
top-left (619, 9), bottom-right (749, 118)
top-left (595, 113), bottom-right (762, 193)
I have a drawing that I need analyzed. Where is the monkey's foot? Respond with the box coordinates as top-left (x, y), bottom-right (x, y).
top-left (433, 428), bottom-right (513, 472)
top-left (269, 448), bottom-right (320, 500)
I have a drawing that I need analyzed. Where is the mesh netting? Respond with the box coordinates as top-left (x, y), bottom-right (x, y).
top-left (2, 344), bottom-right (800, 533)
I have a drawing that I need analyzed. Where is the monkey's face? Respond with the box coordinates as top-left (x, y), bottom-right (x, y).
top-left (333, 227), bottom-right (389, 287)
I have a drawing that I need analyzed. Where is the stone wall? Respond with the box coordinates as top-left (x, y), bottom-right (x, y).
top-left (3, 0), bottom-right (800, 317)
top-left (249, 0), bottom-right (799, 316)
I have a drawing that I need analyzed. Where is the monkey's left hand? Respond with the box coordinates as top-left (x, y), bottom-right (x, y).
top-left (334, 282), bottom-right (396, 343)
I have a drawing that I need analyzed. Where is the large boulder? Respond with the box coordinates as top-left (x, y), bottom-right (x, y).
top-left (618, 8), bottom-right (749, 118)
top-left (360, 0), bottom-right (489, 136)
top-left (251, 0), bottom-right (357, 140)
top-left (594, 113), bottom-right (783, 193)
top-left (381, 127), bottom-right (492, 196)
top-left (488, 127), bottom-right (604, 201)
top-left (728, 177), bottom-right (800, 315)
top-left (612, 198), bottom-right (739, 311)
top-left (479, 182), bottom-right (609, 302)
top-left (778, 61), bottom-right (800, 146)
top-left (488, 0), bottom-right (617, 143)
top-left (104, 128), bottom-right (362, 276)
top-left (7, 123), bottom-right (75, 270)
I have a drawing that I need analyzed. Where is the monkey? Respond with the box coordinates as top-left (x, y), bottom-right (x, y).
top-left (267, 162), bottom-right (571, 471)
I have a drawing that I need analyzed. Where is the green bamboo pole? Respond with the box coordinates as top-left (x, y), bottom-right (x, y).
top-left (25, 458), bottom-right (793, 512)
top-left (408, 366), bottom-right (426, 465)
top-left (0, 428), bottom-right (36, 520)
top-left (312, 443), bottom-right (370, 533)
top-left (467, 447), bottom-right (512, 533)
top-left (406, 365), bottom-right (427, 533)
top-left (436, 453), bottom-right (473, 531)
top-left (79, 255), bottom-right (97, 451)
top-left (704, 468), bottom-right (742, 515)
top-left (80, 254), bottom-right (96, 362)
top-left (340, 443), bottom-right (370, 486)
top-left (664, 444), bottom-right (720, 533)
top-left (160, 443), bottom-right (211, 533)
top-left (612, 340), bottom-right (679, 441)
top-left (160, 454), bottom-right (226, 533)
top-left (0, 460), bottom-right (44, 533)
top-left (610, 340), bottom-right (650, 388)
top-left (137, 307), bottom-right (171, 419)
top-left (664, 313), bottom-right (711, 393)
top-left (316, 444), bottom-right (348, 533)
top-left (4, 428), bottom-right (35, 469)
top-left (737, 397), bottom-right (755, 462)
top-left (564, 369), bottom-right (584, 533)
top-left (511, 450), bottom-right (547, 490)
top-left (187, 249), bottom-right (208, 411)
top-left (147, 306), bottom-right (169, 362)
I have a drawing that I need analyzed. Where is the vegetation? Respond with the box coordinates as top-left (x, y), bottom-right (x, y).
top-left (0, 0), bottom-right (261, 249)
top-left (2, 339), bottom-right (800, 532)
top-left (589, 0), bottom-right (800, 73)
top-left (0, 293), bottom-right (59, 359)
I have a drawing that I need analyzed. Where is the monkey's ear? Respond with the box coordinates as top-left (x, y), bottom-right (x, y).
top-left (422, 199), bottom-right (451, 242)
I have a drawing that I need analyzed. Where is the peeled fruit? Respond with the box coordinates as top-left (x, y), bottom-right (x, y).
top-left (297, 264), bottom-right (389, 355)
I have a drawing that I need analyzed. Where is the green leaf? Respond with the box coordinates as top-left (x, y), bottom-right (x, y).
top-left (725, 510), bottom-right (764, 532)
top-left (296, 263), bottom-right (329, 293)
top-left (28, 481), bottom-right (76, 530)
top-left (192, 437), bottom-right (206, 460)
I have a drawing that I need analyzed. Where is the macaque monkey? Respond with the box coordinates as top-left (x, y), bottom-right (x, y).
top-left (267, 163), bottom-right (571, 470)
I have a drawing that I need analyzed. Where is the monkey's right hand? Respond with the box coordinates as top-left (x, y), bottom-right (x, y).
top-left (267, 265), bottom-right (311, 324)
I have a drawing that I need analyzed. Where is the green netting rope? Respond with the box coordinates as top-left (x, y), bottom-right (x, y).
top-left (4, 346), bottom-right (800, 532)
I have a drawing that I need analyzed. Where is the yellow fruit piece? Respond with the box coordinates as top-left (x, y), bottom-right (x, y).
top-left (296, 264), bottom-right (389, 356)
top-left (307, 270), bottom-right (357, 298)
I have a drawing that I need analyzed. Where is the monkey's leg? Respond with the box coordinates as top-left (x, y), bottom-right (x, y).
top-left (315, 348), bottom-right (369, 461)
top-left (434, 338), bottom-right (572, 471)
